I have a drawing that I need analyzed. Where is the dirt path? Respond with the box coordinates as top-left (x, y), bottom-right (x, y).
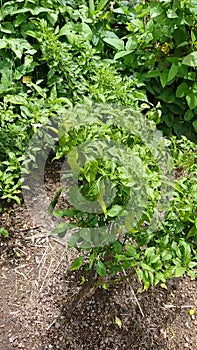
top-left (0, 201), bottom-right (197, 350)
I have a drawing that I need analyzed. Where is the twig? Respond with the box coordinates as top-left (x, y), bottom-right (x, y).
top-left (122, 268), bottom-right (144, 318)
top-left (39, 258), bottom-right (54, 293)
top-left (19, 225), bottom-right (40, 232)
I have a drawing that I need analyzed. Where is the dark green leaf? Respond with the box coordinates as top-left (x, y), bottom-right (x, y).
top-left (70, 256), bottom-right (85, 271)
top-left (96, 260), bottom-right (107, 277)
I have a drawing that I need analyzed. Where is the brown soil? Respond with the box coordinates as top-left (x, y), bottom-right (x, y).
top-left (0, 160), bottom-right (196, 350)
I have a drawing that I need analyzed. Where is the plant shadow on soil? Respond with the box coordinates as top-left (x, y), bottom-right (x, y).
top-left (45, 267), bottom-right (197, 350)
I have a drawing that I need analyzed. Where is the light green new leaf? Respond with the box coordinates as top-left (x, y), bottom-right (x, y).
top-left (0, 228), bottom-right (9, 237)
top-left (107, 205), bottom-right (122, 217)
top-left (182, 52), bottom-right (197, 67)
top-left (114, 50), bottom-right (133, 60)
top-left (115, 316), bottom-right (122, 329)
top-left (174, 266), bottom-right (186, 277)
top-left (103, 38), bottom-right (124, 51)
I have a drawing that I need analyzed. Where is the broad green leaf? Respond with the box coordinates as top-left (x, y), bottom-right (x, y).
top-left (52, 222), bottom-right (68, 235)
top-left (184, 110), bottom-right (194, 121)
top-left (58, 23), bottom-right (73, 37)
top-left (103, 38), bottom-right (124, 51)
top-left (136, 268), bottom-right (143, 282)
top-left (4, 94), bottom-right (27, 105)
top-left (75, 23), bottom-right (93, 40)
top-left (96, 260), bottom-right (106, 277)
top-left (167, 9), bottom-right (178, 18)
top-left (167, 64), bottom-right (178, 82)
top-left (125, 37), bottom-right (137, 51)
top-left (150, 4), bottom-right (163, 18)
top-left (107, 205), bottom-right (122, 217)
top-left (68, 232), bottom-right (80, 248)
top-left (70, 256), bottom-right (85, 271)
top-left (145, 70), bottom-right (160, 78)
top-left (182, 52), bottom-right (197, 67)
top-left (0, 38), bottom-right (7, 49)
top-left (174, 266), bottom-right (186, 277)
top-left (186, 93), bottom-right (197, 109)
top-left (164, 113), bottom-right (174, 127)
top-left (79, 229), bottom-right (92, 243)
top-left (176, 82), bottom-right (188, 98)
top-left (192, 119), bottom-right (197, 133)
top-left (114, 50), bottom-right (133, 60)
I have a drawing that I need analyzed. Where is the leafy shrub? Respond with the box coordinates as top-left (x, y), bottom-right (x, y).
top-left (93, 0), bottom-right (197, 140)
top-left (50, 105), bottom-right (197, 290)
top-left (0, 0), bottom-right (147, 201)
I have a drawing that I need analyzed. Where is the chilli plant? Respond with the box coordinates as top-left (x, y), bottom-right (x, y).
top-left (43, 104), bottom-right (197, 290)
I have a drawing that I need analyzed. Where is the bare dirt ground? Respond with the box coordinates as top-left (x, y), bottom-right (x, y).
top-left (0, 159), bottom-right (196, 350)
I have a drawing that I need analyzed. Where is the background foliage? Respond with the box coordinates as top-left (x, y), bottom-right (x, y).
top-left (0, 0), bottom-right (197, 288)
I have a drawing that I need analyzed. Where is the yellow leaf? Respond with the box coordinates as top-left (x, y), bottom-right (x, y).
top-left (115, 316), bottom-right (122, 329)
top-left (161, 43), bottom-right (170, 55)
top-left (22, 76), bottom-right (32, 84)
top-left (80, 276), bottom-right (86, 285)
top-left (189, 309), bottom-right (195, 316)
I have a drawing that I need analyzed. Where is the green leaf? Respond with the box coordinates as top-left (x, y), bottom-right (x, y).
top-left (192, 119), bottom-right (197, 133)
top-left (103, 38), bottom-right (124, 51)
top-left (96, 0), bottom-right (109, 11)
top-left (125, 37), bottom-right (137, 51)
top-left (107, 205), bottom-right (122, 217)
top-left (53, 222), bottom-right (68, 235)
top-left (89, 0), bottom-right (95, 17)
top-left (182, 52), bottom-right (197, 67)
top-left (48, 188), bottom-right (62, 214)
top-left (176, 82), bottom-right (188, 98)
top-left (70, 256), bottom-right (85, 271)
top-left (160, 70), bottom-right (168, 88)
top-left (184, 110), bottom-right (194, 121)
top-left (58, 23), bottom-right (73, 37)
top-left (186, 93), bottom-right (197, 110)
top-left (164, 113), bottom-right (174, 127)
top-left (167, 9), bottom-right (178, 18)
top-left (114, 50), bottom-right (133, 60)
top-left (145, 70), bottom-right (160, 78)
top-left (141, 263), bottom-right (154, 272)
top-left (96, 260), bottom-right (106, 277)
top-left (79, 229), bottom-right (92, 243)
top-left (0, 227), bottom-right (9, 237)
top-left (174, 266), bottom-right (186, 277)
top-left (167, 64), bottom-right (178, 82)
top-left (0, 38), bottom-right (7, 49)
top-left (125, 243), bottom-right (137, 257)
